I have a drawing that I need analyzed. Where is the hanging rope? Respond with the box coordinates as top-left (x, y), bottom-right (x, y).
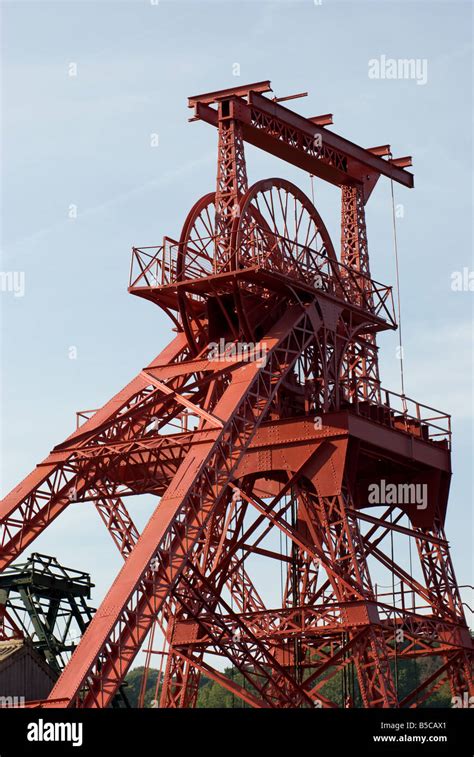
top-left (390, 510), bottom-right (399, 695)
top-left (310, 174), bottom-right (315, 205)
top-left (139, 620), bottom-right (156, 707)
top-left (279, 519), bottom-right (285, 671)
top-left (240, 506), bottom-right (246, 704)
top-left (279, 527), bottom-right (284, 607)
top-left (408, 519), bottom-right (415, 612)
top-left (389, 170), bottom-right (406, 403)
top-left (408, 517), bottom-right (417, 682)
top-left (151, 631), bottom-right (168, 707)
top-left (230, 499), bottom-right (236, 709)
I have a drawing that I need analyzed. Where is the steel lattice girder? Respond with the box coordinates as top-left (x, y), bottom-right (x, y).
top-left (43, 305), bottom-right (321, 707)
top-left (1, 81), bottom-right (471, 710)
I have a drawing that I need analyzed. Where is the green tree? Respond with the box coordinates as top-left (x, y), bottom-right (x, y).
top-left (125, 654), bottom-right (454, 708)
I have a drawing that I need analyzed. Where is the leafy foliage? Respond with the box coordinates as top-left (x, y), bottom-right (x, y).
top-left (125, 655), bottom-right (452, 708)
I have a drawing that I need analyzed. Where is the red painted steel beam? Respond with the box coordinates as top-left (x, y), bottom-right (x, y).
top-left (250, 91), bottom-right (413, 186)
top-left (309, 114), bottom-right (333, 126)
top-left (5, 82), bottom-right (470, 710)
top-left (44, 305), bottom-right (318, 707)
top-left (188, 80), bottom-right (272, 107)
top-left (191, 86), bottom-right (414, 191)
top-left (0, 334), bottom-right (191, 570)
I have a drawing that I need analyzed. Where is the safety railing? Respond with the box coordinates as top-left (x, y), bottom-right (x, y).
top-left (129, 236), bottom-right (179, 289)
top-left (129, 239), bottom-right (450, 448)
top-left (243, 228), bottom-right (396, 325)
top-left (129, 232), bottom-right (396, 326)
top-left (342, 379), bottom-right (451, 448)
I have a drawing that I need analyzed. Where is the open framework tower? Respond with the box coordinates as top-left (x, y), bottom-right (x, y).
top-left (1, 81), bottom-right (471, 708)
top-left (0, 552), bottom-right (95, 676)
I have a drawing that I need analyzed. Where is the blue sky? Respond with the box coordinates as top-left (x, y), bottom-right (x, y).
top-left (1, 0), bottom-right (472, 645)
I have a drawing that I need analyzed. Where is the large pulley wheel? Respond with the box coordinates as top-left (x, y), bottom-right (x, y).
top-left (231, 178), bottom-right (337, 279)
top-left (177, 179), bottom-right (337, 352)
top-left (177, 192), bottom-right (216, 353)
top-left (230, 178), bottom-right (338, 399)
top-left (176, 190), bottom-right (268, 351)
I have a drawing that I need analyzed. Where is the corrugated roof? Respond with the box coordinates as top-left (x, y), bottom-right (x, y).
top-left (0, 639), bottom-right (24, 663)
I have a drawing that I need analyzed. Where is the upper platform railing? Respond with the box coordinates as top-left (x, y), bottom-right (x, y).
top-left (129, 232), bottom-right (396, 327)
top-left (128, 239), bottom-right (450, 448)
top-left (341, 380), bottom-right (451, 448)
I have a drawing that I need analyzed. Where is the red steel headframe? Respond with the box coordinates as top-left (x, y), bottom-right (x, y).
top-left (1, 80), bottom-right (471, 710)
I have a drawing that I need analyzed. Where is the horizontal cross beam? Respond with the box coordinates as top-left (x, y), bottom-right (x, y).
top-left (189, 83), bottom-right (414, 193)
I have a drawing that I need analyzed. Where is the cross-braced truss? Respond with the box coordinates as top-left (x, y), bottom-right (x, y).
top-left (1, 81), bottom-right (471, 708)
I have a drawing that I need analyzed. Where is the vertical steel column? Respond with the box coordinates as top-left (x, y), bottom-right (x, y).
top-left (415, 522), bottom-right (473, 698)
top-left (214, 99), bottom-right (248, 271)
top-left (340, 185), bottom-right (381, 403)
